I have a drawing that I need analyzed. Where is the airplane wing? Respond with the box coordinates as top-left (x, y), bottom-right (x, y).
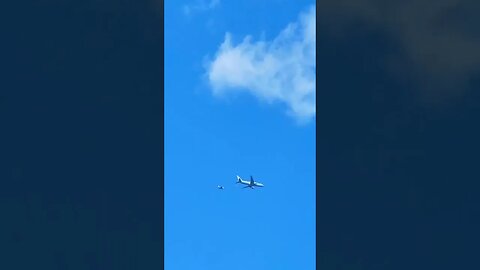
top-left (250, 176), bottom-right (254, 185)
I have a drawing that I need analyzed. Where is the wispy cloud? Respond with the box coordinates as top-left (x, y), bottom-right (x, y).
top-left (183, 0), bottom-right (220, 16)
top-left (205, 5), bottom-right (316, 123)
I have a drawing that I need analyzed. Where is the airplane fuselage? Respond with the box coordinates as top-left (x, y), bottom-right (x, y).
top-left (239, 180), bottom-right (264, 187)
top-left (236, 175), bottom-right (264, 188)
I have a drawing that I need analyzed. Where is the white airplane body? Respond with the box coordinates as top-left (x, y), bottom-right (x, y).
top-left (236, 175), bottom-right (264, 189)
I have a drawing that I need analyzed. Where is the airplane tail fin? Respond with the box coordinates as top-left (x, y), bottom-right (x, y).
top-left (236, 175), bottom-right (242, 183)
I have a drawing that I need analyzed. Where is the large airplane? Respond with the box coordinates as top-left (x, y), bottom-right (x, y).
top-left (236, 175), bottom-right (264, 189)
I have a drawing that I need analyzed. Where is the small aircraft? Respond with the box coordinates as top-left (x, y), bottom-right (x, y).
top-left (217, 185), bottom-right (224, 190)
top-left (236, 175), bottom-right (264, 189)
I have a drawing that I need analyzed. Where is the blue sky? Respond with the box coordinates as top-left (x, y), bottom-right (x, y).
top-left (165, 1), bottom-right (316, 269)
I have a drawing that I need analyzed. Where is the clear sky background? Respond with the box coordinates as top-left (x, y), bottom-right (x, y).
top-left (165, 1), bottom-right (316, 269)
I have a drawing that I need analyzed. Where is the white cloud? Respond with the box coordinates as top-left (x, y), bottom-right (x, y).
top-left (183, 0), bottom-right (220, 16)
top-left (205, 5), bottom-right (316, 123)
